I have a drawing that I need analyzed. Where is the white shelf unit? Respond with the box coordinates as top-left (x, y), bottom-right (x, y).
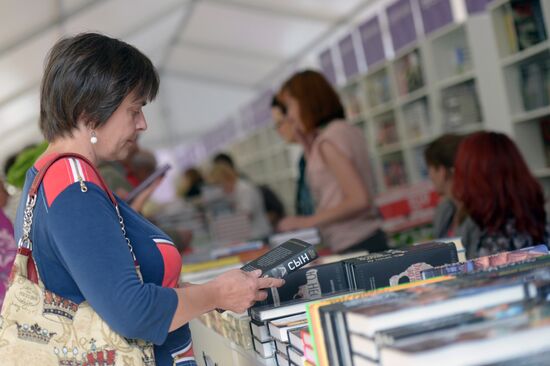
top-left (338, 14), bottom-right (502, 193)
top-left (488, 0), bottom-right (550, 197)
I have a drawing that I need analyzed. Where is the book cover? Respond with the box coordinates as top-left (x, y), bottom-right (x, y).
top-left (421, 245), bottom-right (549, 279)
top-left (250, 290), bottom-right (360, 322)
top-left (345, 268), bottom-right (550, 342)
top-left (380, 302), bottom-right (550, 365)
top-left (344, 242), bottom-right (458, 290)
top-left (268, 313), bottom-right (308, 342)
top-left (376, 300), bottom-right (530, 348)
top-left (306, 277), bottom-right (451, 366)
top-left (241, 239), bottom-right (318, 278)
top-left (252, 261), bottom-right (351, 308)
top-left (374, 113), bottom-right (399, 147)
top-left (381, 152), bottom-right (407, 188)
top-left (511, 0), bottom-right (547, 51)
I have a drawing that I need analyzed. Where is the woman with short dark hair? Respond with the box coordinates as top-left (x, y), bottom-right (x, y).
top-left (453, 131), bottom-right (549, 258)
top-left (277, 70), bottom-right (387, 254)
top-left (5, 33), bottom-right (283, 366)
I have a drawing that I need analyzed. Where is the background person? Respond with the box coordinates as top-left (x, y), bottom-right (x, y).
top-left (453, 131), bottom-right (549, 258)
top-left (423, 133), bottom-right (466, 239)
top-left (278, 70), bottom-right (387, 254)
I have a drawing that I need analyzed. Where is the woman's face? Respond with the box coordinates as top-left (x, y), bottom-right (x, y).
top-left (272, 107), bottom-right (295, 143)
top-left (94, 91), bottom-right (147, 161)
top-left (282, 92), bottom-right (306, 134)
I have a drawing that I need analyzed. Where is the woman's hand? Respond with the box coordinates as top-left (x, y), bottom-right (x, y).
top-left (210, 269), bottom-right (285, 313)
top-left (277, 216), bottom-right (314, 232)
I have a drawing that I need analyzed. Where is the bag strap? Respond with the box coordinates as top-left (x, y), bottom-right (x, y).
top-left (19, 152), bottom-right (141, 276)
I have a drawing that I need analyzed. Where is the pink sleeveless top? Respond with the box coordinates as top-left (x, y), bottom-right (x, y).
top-left (307, 121), bottom-right (381, 252)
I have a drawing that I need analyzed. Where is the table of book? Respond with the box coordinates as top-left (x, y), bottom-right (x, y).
top-left (190, 319), bottom-right (275, 366)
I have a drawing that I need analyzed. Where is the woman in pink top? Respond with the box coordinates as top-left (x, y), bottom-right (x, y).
top-left (277, 70), bottom-right (388, 253)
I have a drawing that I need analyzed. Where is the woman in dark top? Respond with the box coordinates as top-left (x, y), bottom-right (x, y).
top-left (453, 131), bottom-right (549, 258)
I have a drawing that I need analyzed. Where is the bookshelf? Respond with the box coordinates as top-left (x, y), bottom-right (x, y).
top-left (488, 0), bottom-right (550, 198)
top-left (335, 14), bottom-right (502, 193)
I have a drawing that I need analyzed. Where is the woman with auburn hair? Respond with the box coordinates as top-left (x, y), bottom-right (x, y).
top-left (453, 131), bottom-right (549, 258)
top-left (277, 70), bottom-right (387, 253)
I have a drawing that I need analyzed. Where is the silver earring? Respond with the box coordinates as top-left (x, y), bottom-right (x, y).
top-left (90, 131), bottom-right (98, 144)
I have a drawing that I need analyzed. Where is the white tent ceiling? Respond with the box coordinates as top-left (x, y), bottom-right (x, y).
top-left (0, 0), bottom-right (375, 167)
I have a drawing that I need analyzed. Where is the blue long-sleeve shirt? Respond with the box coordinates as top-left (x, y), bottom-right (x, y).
top-left (15, 155), bottom-right (195, 365)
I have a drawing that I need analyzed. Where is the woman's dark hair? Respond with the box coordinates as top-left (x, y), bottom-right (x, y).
top-left (40, 32), bottom-right (159, 141)
top-left (280, 70), bottom-right (345, 132)
top-left (424, 133), bottom-right (465, 169)
top-left (453, 131), bottom-right (546, 241)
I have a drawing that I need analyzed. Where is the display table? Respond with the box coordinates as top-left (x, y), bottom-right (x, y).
top-left (190, 319), bottom-right (276, 366)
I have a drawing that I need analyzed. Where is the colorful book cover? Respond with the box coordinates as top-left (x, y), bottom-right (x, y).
top-left (252, 261), bottom-right (351, 308)
top-left (421, 245), bottom-right (549, 279)
top-left (306, 276), bottom-right (451, 366)
top-left (241, 239), bottom-right (318, 278)
top-left (344, 242), bottom-right (458, 290)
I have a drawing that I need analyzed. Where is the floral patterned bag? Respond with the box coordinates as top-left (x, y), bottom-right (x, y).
top-left (0, 153), bottom-right (155, 365)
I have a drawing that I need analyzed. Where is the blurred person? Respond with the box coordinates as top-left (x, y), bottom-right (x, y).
top-left (453, 131), bottom-right (549, 258)
top-left (128, 148), bottom-right (157, 184)
top-left (0, 178), bottom-right (16, 308)
top-left (271, 95), bottom-right (314, 216)
top-left (4, 33), bottom-right (283, 366)
top-left (180, 167), bottom-right (204, 199)
top-left (209, 162), bottom-right (272, 239)
top-left (278, 70), bottom-right (387, 254)
top-left (424, 133), bottom-right (466, 238)
top-left (213, 152), bottom-right (285, 230)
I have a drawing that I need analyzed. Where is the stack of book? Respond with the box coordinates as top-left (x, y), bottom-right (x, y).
top-left (247, 242), bottom-right (458, 362)
top-left (308, 252), bottom-right (550, 366)
top-left (395, 50), bottom-right (424, 96)
top-left (520, 55), bottom-right (550, 111)
top-left (421, 244), bottom-right (549, 279)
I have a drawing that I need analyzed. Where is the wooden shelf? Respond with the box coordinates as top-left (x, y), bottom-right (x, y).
top-left (534, 167), bottom-right (550, 179)
top-left (397, 87), bottom-right (428, 106)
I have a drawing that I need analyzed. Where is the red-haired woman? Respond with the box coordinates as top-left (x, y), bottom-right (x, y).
top-left (277, 70), bottom-right (387, 253)
top-left (453, 131), bottom-right (549, 258)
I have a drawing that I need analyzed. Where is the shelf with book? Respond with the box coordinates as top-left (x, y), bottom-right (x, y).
top-left (512, 105), bottom-right (550, 124)
top-left (440, 79), bottom-right (484, 132)
top-left (400, 96), bottom-right (432, 142)
top-left (502, 48), bottom-right (550, 117)
top-left (501, 39), bottom-right (550, 67)
top-left (381, 151), bottom-right (409, 189)
top-left (340, 79), bottom-right (367, 121)
top-left (378, 142), bottom-right (405, 156)
top-left (372, 110), bottom-right (401, 150)
top-left (365, 66), bottom-right (394, 110)
top-left (393, 48), bottom-right (426, 100)
top-left (437, 70), bottom-right (476, 90)
top-left (429, 23), bottom-right (474, 84)
top-left (513, 116), bottom-right (550, 173)
top-left (490, 0), bottom-right (549, 59)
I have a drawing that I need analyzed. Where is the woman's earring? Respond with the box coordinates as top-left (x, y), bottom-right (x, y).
top-left (90, 131), bottom-right (98, 144)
